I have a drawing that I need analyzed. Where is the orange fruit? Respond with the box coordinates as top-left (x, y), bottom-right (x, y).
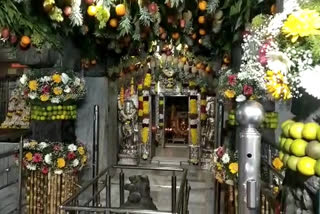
top-left (20, 36), bottom-right (31, 48)
top-left (198, 1), bottom-right (207, 11)
top-left (205, 66), bottom-right (212, 73)
top-left (87, 5), bottom-right (97, 16)
top-left (198, 16), bottom-right (206, 24)
top-left (199, 29), bottom-right (206, 36)
top-left (116, 4), bottom-right (126, 16)
top-left (191, 33), bottom-right (197, 40)
top-left (109, 18), bottom-right (118, 28)
top-left (172, 32), bottom-right (180, 40)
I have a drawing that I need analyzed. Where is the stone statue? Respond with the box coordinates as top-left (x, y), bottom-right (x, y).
top-left (121, 175), bottom-right (157, 211)
top-left (118, 99), bottom-right (138, 165)
top-left (201, 97), bottom-right (215, 169)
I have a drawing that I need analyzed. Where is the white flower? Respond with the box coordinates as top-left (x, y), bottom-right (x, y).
top-left (39, 142), bottom-right (48, 149)
top-left (222, 153), bottom-right (230, 164)
top-left (51, 97), bottom-right (60, 103)
top-left (236, 95), bottom-right (246, 103)
top-left (54, 169), bottom-right (63, 175)
top-left (267, 51), bottom-right (294, 75)
top-left (26, 164), bottom-right (36, 171)
top-left (28, 92), bottom-right (37, 100)
top-left (61, 73), bottom-right (70, 84)
top-left (72, 159), bottom-right (79, 167)
top-left (19, 74), bottom-right (28, 85)
top-left (68, 144), bottom-right (77, 152)
top-left (23, 142), bottom-right (30, 148)
top-left (39, 76), bottom-right (51, 82)
top-left (44, 154), bottom-right (52, 165)
top-left (74, 77), bottom-right (81, 86)
top-left (64, 86), bottom-right (71, 93)
top-left (299, 66), bottom-right (320, 100)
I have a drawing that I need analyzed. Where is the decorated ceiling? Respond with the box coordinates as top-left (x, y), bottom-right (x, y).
top-left (0, 0), bottom-right (272, 61)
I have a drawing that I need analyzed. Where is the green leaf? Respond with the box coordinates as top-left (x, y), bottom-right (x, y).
top-left (221, 0), bottom-right (232, 9)
top-left (229, 0), bottom-right (242, 16)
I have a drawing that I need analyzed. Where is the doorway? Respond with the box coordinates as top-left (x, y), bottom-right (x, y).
top-left (153, 96), bottom-right (189, 164)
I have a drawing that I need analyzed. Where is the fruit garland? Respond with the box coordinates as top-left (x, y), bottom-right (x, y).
top-left (31, 105), bottom-right (77, 121)
top-left (227, 111), bottom-right (278, 129)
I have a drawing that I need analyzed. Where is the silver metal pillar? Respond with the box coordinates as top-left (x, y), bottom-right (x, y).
top-left (93, 105), bottom-right (100, 206)
top-left (236, 100), bottom-right (264, 214)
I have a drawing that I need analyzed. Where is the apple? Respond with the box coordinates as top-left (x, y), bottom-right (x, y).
top-left (302, 122), bottom-right (319, 140)
top-left (297, 157), bottom-right (316, 176)
top-left (284, 138), bottom-right (293, 153)
top-left (290, 139), bottom-right (308, 157)
top-left (287, 156), bottom-right (300, 171)
top-left (289, 122), bottom-right (304, 139)
top-left (306, 140), bottom-right (320, 159)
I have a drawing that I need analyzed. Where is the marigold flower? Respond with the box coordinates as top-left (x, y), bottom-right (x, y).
top-left (141, 127), bottom-right (149, 144)
top-left (229, 162), bottom-right (238, 174)
top-left (25, 152), bottom-right (33, 161)
top-left (28, 80), bottom-right (38, 91)
top-left (78, 147), bottom-right (85, 155)
top-left (272, 157), bottom-right (283, 170)
top-left (53, 87), bottom-right (63, 95)
top-left (40, 94), bottom-right (50, 102)
top-left (282, 9), bottom-right (320, 43)
top-left (224, 89), bottom-right (236, 99)
top-left (57, 158), bottom-right (66, 168)
top-left (52, 74), bottom-right (62, 83)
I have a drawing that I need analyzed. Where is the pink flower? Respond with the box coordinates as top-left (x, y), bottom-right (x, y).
top-left (53, 145), bottom-right (61, 151)
top-left (32, 153), bottom-right (43, 163)
top-left (243, 85), bottom-right (253, 96)
top-left (41, 167), bottom-right (49, 174)
top-left (258, 40), bottom-right (271, 66)
top-left (67, 152), bottom-right (76, 160)
top-left (216, 147), bottom-right (225, 158)
top-left (228, 75), bottom-right (237, 86)
top-left (42, 85), bottom-right (50, 94)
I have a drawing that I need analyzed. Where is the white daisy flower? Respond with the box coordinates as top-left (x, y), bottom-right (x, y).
top-left (68, 144), bottom-right (77, 152)
top-left (222, 153), bottom-right (230, 164)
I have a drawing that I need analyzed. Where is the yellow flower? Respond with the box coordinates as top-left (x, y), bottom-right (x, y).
top-left (229, 162), bottom-right (238, 174)
top-left (25, 152), bottom-right (33, 161)
top-left (29, 140), bottom-right (38, 148)
top-left (40, 94), bottom-right (50, 102)
top-left (78, 147), bottom-right (85, 155)
top-left (144, 73), bottom-right (152, 88)
top-left (190, 128), bottom-right (198, 145)
top-left (141, 127), bottom-right (149, 144)
top-left (53, 87), bottom-right (63, 95)
top-left (272, 157), bottom-right (283, 170)
top-left (81, 155), bottom-right (87, 164)
top-left (52, 74), bottom-right (62, 83)
top-left (265, 71), bottom-right (292, 100)
top-left (28, 80), bottom-right (38, 91)
top-left (282, 9), bottom-right (320, 43)
top-left (57, 158), bottom-right (66, 168)
top-left (273, 186), bottom-right (279, 194)
top-left (224, 89), bottom-right (236, 99)
top-left (216, 163), bottom-right (223, 171)
top-left (138, 109), bottom-right (143, 117)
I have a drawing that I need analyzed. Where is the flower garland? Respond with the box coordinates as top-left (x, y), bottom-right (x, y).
top-left (158, 96), bottom-right (164, 128)
top-left (18, 71), bottom-right (86, 105)
top-left (211, 146), bottom-right (238, 185)
top-left (200, 87), bottom-right (207, 121)
top-left (138, 83), bottom-right (143, 119)
top-left (22, 139), bottom-right (87, 175)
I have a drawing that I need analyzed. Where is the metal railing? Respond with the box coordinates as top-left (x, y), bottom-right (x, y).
top-left (0, 137), bottom-right (23, 213)
top-left (60, 165), bottom-right (190, 214)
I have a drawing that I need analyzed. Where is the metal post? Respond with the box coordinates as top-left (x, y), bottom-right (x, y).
top-left (106, 174), bottom-right (111, 208)
top-left (171, 172), bottom-right (177, 212)
top-left (18, 137), bottom-right (23, 213)
top-left (119, 170), bottom-right (125, 206)
top-left (183, 180), bottom-right (188, 214)
top-left (236, 100), bottom-right (264, 214)
top-left (93, 105), bottom-right (100, 206)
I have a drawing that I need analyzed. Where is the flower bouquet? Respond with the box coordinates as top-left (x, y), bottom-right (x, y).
top-left (18, 70), bottom-right (86, 105)
top-left (239, 0), bottom-right (320, 101)
top-left (21, 139), bottom-right (87, 175)
top-left (211, 146), bottom-right (238, 185)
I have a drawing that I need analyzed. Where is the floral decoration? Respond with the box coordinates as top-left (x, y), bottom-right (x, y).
top-left (21, 139), bottom-right (87, 175)
top-left (211, 146), bottom-right (238, 185)
top-left (18, 71), bottom-right (86, 105)
top-left (238, 0), bottom-right (320, 101)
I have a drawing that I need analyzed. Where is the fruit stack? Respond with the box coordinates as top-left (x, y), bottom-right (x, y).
top-left (31, 105), bottom-right (77, 121)
top-left (279, 120), bottom-right (320, 176)
top-left (228, 111), bottom-right (278, 129)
